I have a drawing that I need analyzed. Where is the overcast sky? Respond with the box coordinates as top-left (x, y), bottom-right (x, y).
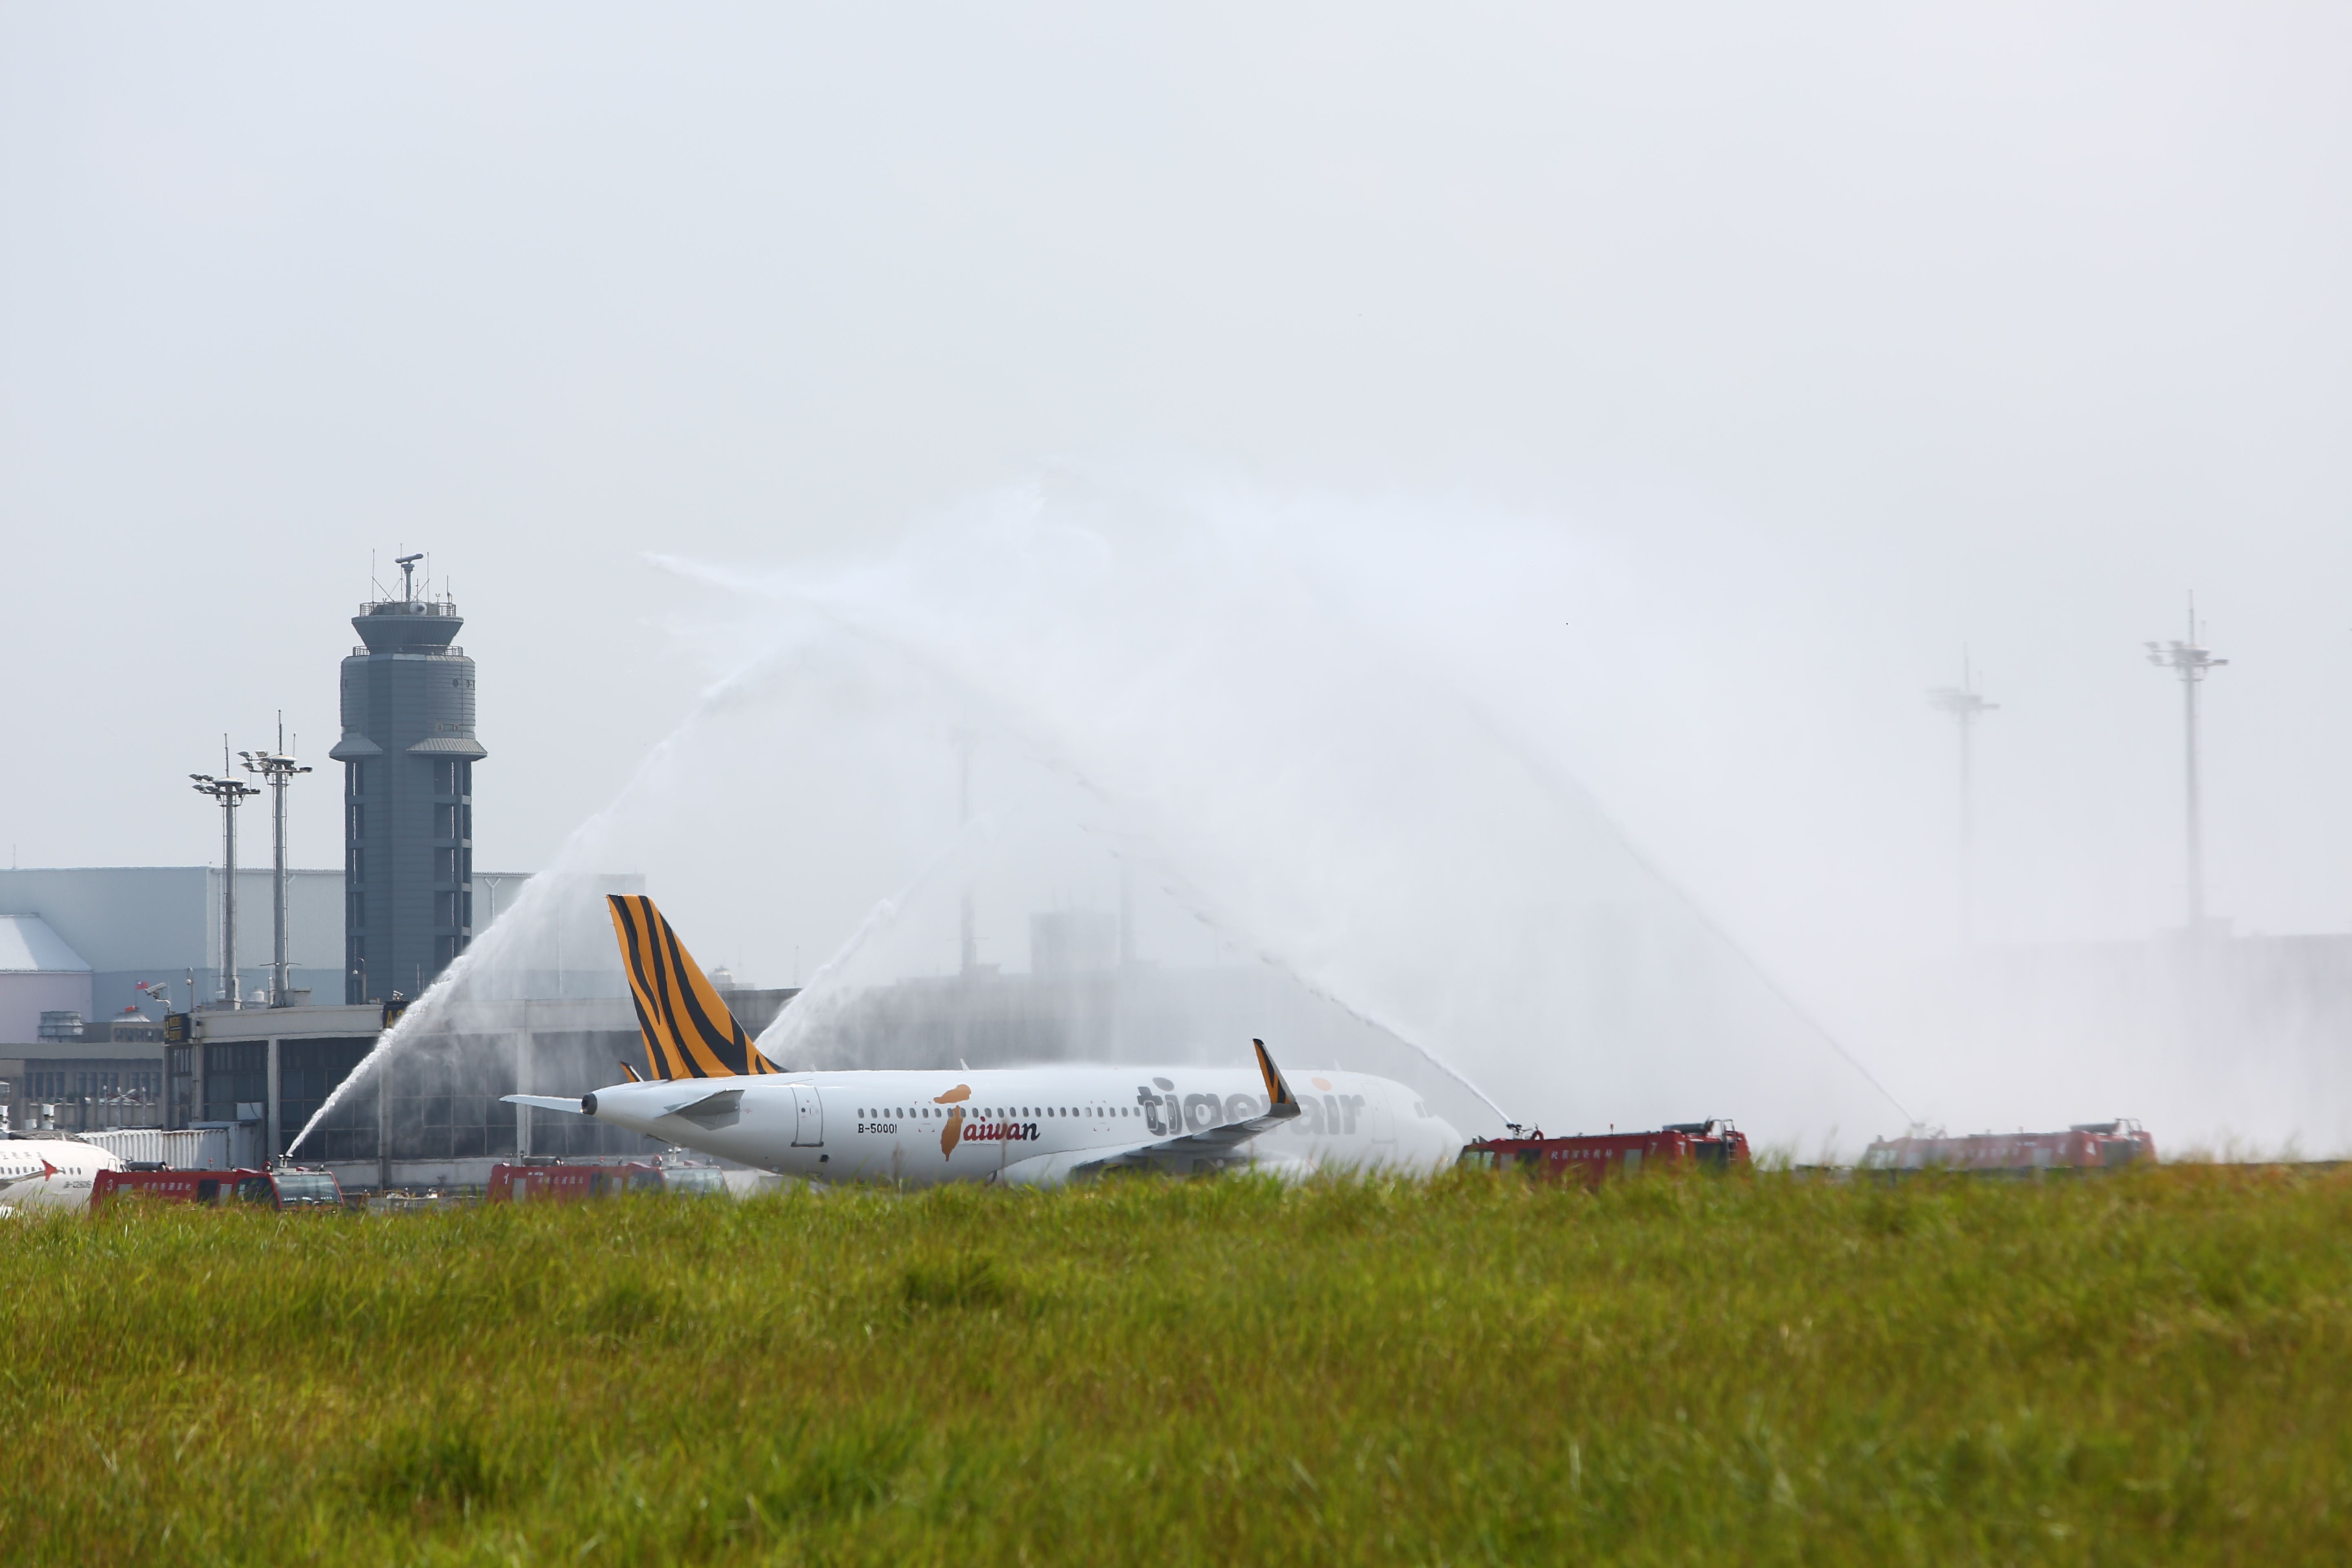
top-left (5, 2), bottom-right (2348, 974)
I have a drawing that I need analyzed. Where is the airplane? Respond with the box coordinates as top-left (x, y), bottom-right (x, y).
top-left (0, 1140), bottom-right (125, 1214)
top-left (506, 895), bottom-right (1464, 1187)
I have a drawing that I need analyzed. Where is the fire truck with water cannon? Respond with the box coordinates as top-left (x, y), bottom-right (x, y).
top-left (93, 1163), bottom-right (345, 1210)
top-left (1860, 1120), bottom-right (2156, 1173)
top-left (1458, 1120), bottom-right (1751, 1187)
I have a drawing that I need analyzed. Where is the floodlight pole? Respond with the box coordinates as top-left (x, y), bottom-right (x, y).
top-left (2145, 594), bottom-right (2227, 936)
top-left (241, 713), bottom-right (314, 1007)
top-left (191, 750), bottom-right (261, 1007)
top-left (1927, 649), bottom-right (1998, 942)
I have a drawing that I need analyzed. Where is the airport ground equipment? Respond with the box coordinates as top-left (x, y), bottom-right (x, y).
top-left (1859, 1120), bottom-right (2156, 1174)
top-left (486, 1158), bottom-right (726, 1202)
top-left (92, 1165), bottom-right (344, 1209)
top-left (1457, 1120), bottom-right (1751, 1187)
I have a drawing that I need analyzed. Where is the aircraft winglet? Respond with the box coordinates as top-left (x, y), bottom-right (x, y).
top-left (1054, 1039), bottom-right (1304, 1181)
top-left (1252, 1039), bottom-right (1302, 1120)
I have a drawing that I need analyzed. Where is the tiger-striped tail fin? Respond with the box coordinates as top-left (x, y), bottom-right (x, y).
top-left (606, 894), bottom-right (781, 1081)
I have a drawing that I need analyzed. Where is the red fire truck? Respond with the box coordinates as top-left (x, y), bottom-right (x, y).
top-left (486, 1159), bottom-right (728, 1203)
top-left (1860, 1120), bottom-right (2156, 1174)
top-left (1459, 1120), bottom-right (1751, 1188)
top-left (92, 1166), bottom-right (345, 1210)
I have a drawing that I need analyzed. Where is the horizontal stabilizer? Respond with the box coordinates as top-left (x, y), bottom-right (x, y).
top-left (661, 1087), bottom-right (743, 1129)
top-left (503, 1094), bottom-right (590, 1115)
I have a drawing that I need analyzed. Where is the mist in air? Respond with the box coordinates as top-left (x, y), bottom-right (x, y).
top-left (301, 470), bottom-right (2349, 1158)
top-left (9, 7), bottom-right (2351, 1157)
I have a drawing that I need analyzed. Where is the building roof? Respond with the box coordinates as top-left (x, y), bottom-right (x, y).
top-left (0, 915), bottom-right (91, 974)
top-left (0, 1039), bottom-right (164, 1063)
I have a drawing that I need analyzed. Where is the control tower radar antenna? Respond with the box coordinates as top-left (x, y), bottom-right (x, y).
top-left (394, 552), bottom-right (425, 603)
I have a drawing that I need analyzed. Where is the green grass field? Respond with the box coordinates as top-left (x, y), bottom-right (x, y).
top-left (4, 1165), bottom-right (2348, 1566)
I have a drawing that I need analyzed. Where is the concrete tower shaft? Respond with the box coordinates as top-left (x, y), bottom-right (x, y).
top-left (330, 585), bottom-right (486, 1003)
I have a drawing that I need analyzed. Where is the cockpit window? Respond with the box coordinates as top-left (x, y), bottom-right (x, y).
top-left (274, 1173), bottom-right (341, 1206)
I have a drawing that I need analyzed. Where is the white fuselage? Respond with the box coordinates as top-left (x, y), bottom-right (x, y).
top-left (576, 1066), bottom-right (1462, 1187)
top-left (0, 1140), bottom-right (124, 1214)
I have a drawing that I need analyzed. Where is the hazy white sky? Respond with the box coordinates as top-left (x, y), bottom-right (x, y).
top-left (5, 1), bottom-right (2348, 966)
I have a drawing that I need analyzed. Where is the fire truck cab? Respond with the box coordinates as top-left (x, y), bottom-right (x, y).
top-left (92, 1166), bottom-right (345, 1210)
top-left (1459, 1120), bottom-right (1751, 1188)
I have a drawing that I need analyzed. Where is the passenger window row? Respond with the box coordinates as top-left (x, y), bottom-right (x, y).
top-left (853, 1105), bottom-right (1135, 1121)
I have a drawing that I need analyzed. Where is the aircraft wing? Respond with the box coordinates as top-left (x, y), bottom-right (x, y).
top-left (1009, 1039), bottom-right (1305, 1183)
top-left (1066, 1111), bottom-right (1297, 1178)
top-left (1000, 1114), bottom-right (1299, 1185)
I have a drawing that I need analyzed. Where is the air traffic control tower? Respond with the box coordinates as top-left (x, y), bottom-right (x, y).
top-left (330, 556), bottom-right (484, 1003)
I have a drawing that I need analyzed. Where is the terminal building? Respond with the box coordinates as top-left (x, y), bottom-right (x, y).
top-left (0, 868), bottom-right (346, 1025)
top-left (0, 864), bottom-right (531, 1140)
top-left (0, 558), bottom-right (756, 1184)
top-left (165, 984), bottom-right (791, 1190)
top-left (2, 560), bottom-right (523, 1165)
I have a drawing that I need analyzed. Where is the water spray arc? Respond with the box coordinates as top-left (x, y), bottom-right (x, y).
top-left (1483, 682), bottom-right (1915, 1130)
top-left (191, 741), bottom-right (261, 1008)
top-left (955, 727), bottom-right (980, 975)
top-left (297, 497), bottom-right (1942, 1162)
top-left (2146, 596), bottom-right (2227, 936)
